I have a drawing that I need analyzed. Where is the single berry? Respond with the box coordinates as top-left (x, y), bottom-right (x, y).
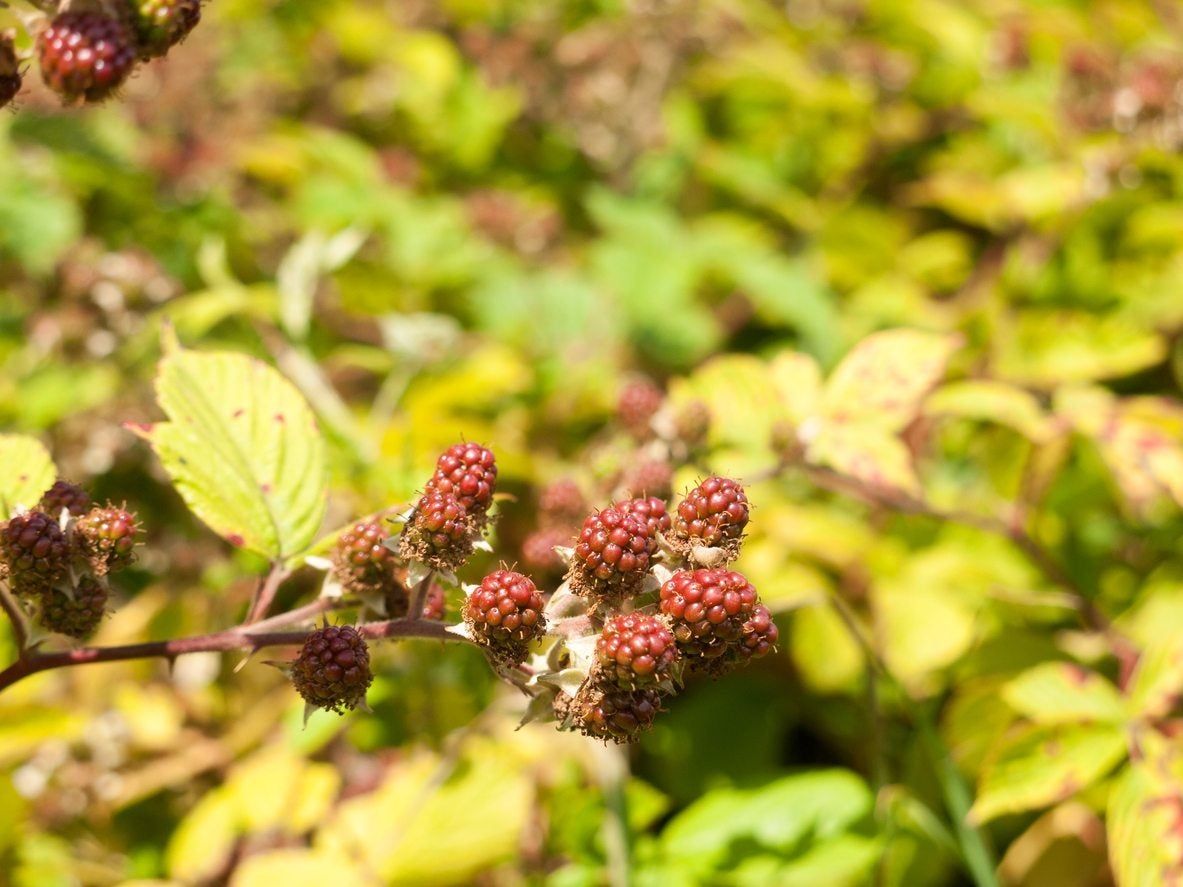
top-left (126, 0), bottom-right (201, 60)
top-left (538, 478), bottom-right (586, 527)
top-left (669, 476), bottom-right (749, 563)
top-left (0, 511), bottom-right (70, 595)
top-left (463, 569), bottom-right (546, 663)
top-left (0, 31), bottom-right (20, 109)
top-left (567, 504), bottom-right (655, 603)
top-left (521, 527), bottom-right (571, 578)
top-left (659, 569), bottom-right (759, 665)
top-left (39, 479), bottom-right (92, 519)
top-left (738, 604), bottom-right (778, 661)
top-left (426, 443), bottom-right (497, 521)
top-left (674, 400), bottom-right (711, 450)
top-left (75, 505), bottom-right (140, 575)
top-left (38, 12), bottom-right (137, 104)
top-left (290, 624), bottom-right (373, 714)
top-left (39, 577), bottom-right (108, 639)
top-left (398, 491), bottom-right (473, 571)
top-left (617, 379), bottom-right (664, 439)
top-left (331, 521), bottom-right (399, 598)
top-left (421, 581), bottom-right (447, 621)
top-left (622, 459), bottom-right (674, 500)
top-left (595, 612), bottom-right (679, 689)
top-left (555, 683), bottom-right (662, 743)
top-left (621, 496), bottom-right (672, 539)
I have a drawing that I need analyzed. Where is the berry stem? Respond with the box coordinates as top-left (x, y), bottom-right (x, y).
top-left (0, 584), bottom-right (28, 652)
top-left (245, 561), bottom-right (291, 624)
top-left (407, 568), bottom-right (436, 620)
top-left (0, 614), bottom-right (470, 694)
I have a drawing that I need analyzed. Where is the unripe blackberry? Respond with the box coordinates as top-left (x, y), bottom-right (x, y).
top-left (75, 505), bottom-right (140, 575)
top-left (0, 511), bottom-right (70, 595)
top-left (538, 478), bottom-right (586, 527)
top-left (521, 527), bottom-right (571, 578)
top-left (555, 683), bottom-right (662, 743)
top-left (421, 581), bottom-right (446, 621)
top-left (622, 459), bottom-right (674, 500)
top-left (567, 505), bottom-right (655, 603)
top-left (595, 613), bottom-right (678, 689)
top-left (621, 496), bottom-right (672, 539)
top-left (617, 379), bottom-right (664, 439)
top-left (39, 577), bottom-right (108, 639)
top-left (739, 604), bottom-right (778, 661)
top-left (463, 569), bottom-right (546, 663)
top-left (126, 0), bottom-right (201, 60)
top-left (398, 491), bottom-right (473, 571)
top-left (38, 12), bottom-right (137, 104)
top-left (427, 443), bottom-right (497, 521)
top-left (669, 476), bottom-right (749, 563)
top-left (659, 569), bottom-right (759, 664)
top-left (0, 31), bottom-right (20, 110)
top-left (39, 480), bottom-right (92, 519)
top-left (291, 624), bottom-right (373, 714)
top-left (331, 521), bottom-right (399, 598)
top-left (674, 400), bottom-right (711, 450)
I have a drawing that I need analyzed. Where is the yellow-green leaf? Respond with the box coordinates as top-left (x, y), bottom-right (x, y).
top-left (133, 330), bottom-right (327, 559)
top-left (805, 423), bottom-right (921, 496)
top-left (166, 788), bottom-right (240, 883)
top-left (1001, 663), bottom-right (1124, 725)
top-left (0, 435), bottom-right (56, 520)
top-left (1127, 636), bottom-right (1183, 721)
top-left (1108, 761), bottom-right (1183, 887)
top-left (230, 849), bottom-right (368, 887)
top-left (969, 723), bottom-right (1127, 824)
top-left (925, 380), bottom-right (1057, 443)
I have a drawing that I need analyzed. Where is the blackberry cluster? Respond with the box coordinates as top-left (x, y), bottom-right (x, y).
top-left (291, 624), bottom-right (373, 714)
top-left (659, 568), bottom-right (759, 666)
top-left (398, 490), bottom-right (474, 572)
top-left (331, 521), bottom-right (400, 599)
top-left (521, 526), bottom-right (571, 579)
top-left (617, 379), bottom-right (664, 440)
top-left (621, 496), bottom-right (672, 539)
top-left (462, 569), bottom-right (546, 664)
top-left (426, 442), bottom-right (498, 526)
top-left (555, 683), bottom-right (663, 744)
top-left (594, 612), bottom-right (678, 689)
top-left (668, 475), bottom-right (750, 564)
top-left (0, 479), bottom-right (140, 640)
top-left (567, 503), bottom-right (656, 604)
top-left (521, 478), bottom-right (585, 580)
top-left (622, 459), bottom-right (674, 500)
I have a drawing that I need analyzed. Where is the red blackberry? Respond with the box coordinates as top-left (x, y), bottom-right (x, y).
top-left (622, 460), bottom-right (674, 500)
top-left (427, 443), bottom-right (497, 521)
top-left (38, 11), bottom-right (137, 104)
top-left (398, 491), bottom-right (473, 572)
top-left (463, 569), bottom-right (546, 663)
top-left (621, 496), bottom-right (672, 539)
top-left (567, 504), bottom-right (655, 603)
top-left (0, 511), bottom-right (70, 595)
top-left (659, 569), bottom-right (759, 664)
top-left (617, 379), bottom-right (664, 439)
top-left (75, 505), bottom-right (140, 575)
top-left (595, 612), bottom-right (679, 689)
top-left (290, 624), bottom-right (373, 714)
top-left (555, 683), bottom-right (662, 743)
top-left (421, 581), bottom-right (447, 621)
top-left (39, 577), bottom-right (108, 639)
top-left (538, 478), bottom-right (586, 527)
top-left (521, 527), bottom-right (571, 577)
top-left (126, 0), bottom-right (201, 60)
top-left (0, 31), bottom-right (20, 109)
top-left (669, 476), bottom-right (749, 563)
top-left (331, 521), bottom-right (399, 598)
top-left (738, 604), bottom-right (778, 661)
top-left (39, 480), bottom-right (92, 518)
top-left (674, 400), bottom-right (711, 450)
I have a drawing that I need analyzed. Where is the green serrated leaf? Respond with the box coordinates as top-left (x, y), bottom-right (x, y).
top-left (134, 330), bottom-right (327, 559)
top-left (0, 435), bottom-right (56, 520)
top-left (1001, 663), bottom-right (1124, 726)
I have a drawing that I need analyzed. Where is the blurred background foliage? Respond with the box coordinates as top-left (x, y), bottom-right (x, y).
top-left (1, 0), bottom-right (1183, 884)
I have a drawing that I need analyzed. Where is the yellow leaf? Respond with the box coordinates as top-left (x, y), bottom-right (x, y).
top-left (806, 423), bottom-right (921, 497)
top-left (230, 849), bottom-right (368, 887)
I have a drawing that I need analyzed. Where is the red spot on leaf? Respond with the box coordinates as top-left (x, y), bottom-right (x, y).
top-left (1064, 664), bottom-right (1091, 685)
top-left (232, 408), bottom-right (245, 419)
top-left (274, 413), bottom-right (285, 424)
top-left (227, 534), bottom-right (245, 547)
top-left (260, 483), bottom-right (271, 494)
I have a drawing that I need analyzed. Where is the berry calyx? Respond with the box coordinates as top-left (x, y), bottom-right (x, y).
top-left (555, 683), bottom-right (662, 743)
top-left (39, 479), bottom-right (92, 519)
top-left (331, 521), bottom-right (399, 598)
top-left (567, 504), bottom-right (655, 603)
top-left (0, 31), bottom-right (21, 110)
top-left (595, 612), bottom-right (679, 689)
top-left (126, 0), bottom-right (201, 60)
top-left (38, 12), bottom-right (137, 104)
top-left (39, 577), bottom-right (108, 639)
top-left (617, 379), bottom-right (664, 440)
top-left (669, 476), bottom-right (749, 564)
top-left (290, 624), bottom-right (373, 714)
top-left (463, 569), bottom-right (546, 664)
top-left (398, 491), bottom-right (474, 571)
top-left (75, 505), bottom-right (140, 575)
top-left (659, 568), bottom-right (759, 664)
top-left (621, 496), bottom-right (672, 539)
top-left (538, 478), bottom-right (586, 527)
top-left (427, 442), bottom-right (497, 522)
top-left (0, 511), bottom-right (70, 595)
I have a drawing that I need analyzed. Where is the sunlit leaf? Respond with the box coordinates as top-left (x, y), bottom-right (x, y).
top-left (0, 435), bottom-right (56, 520)
top-left (1108, 761), bottom-right (1183, 887)
top-left (925, 380), bottom-right (1057, 443)
top-left (1001, 663), bottom-right (1124, 726)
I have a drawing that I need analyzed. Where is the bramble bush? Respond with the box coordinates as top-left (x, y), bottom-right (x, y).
top-left (3, 0), bottom-right (1183, 885)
